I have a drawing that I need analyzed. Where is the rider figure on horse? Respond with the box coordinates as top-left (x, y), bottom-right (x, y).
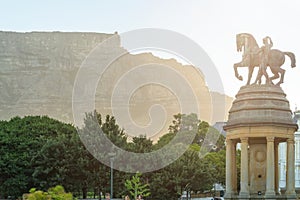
top-left (254, 36), bottom-right (273, 84)
top-left (261, 36), bottom-right (273, 67)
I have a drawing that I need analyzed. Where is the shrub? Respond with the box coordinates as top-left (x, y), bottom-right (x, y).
top-left (23, 185), bottom-right (72, 200)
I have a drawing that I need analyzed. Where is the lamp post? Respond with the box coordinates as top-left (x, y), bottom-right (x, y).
top-left (211, 165), bottom-right (217, 198)
top-left (214, 183), bottom-right (216, 197)
top-left (108, 152), bottom-right (116, 199)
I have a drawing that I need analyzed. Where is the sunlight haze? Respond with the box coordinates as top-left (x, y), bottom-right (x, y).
top-left (1, 0), bottom-right (300, 109)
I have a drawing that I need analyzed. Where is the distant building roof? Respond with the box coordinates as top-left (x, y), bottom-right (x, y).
top-left (212, 122), bottom-right (226, 137)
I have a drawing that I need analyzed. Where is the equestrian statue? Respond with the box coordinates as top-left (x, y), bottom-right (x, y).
top-left (233, 33), bottom-right (296, 85)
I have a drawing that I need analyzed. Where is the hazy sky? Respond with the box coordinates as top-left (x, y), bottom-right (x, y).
top-left (1, 0), bottom-right (300, 109)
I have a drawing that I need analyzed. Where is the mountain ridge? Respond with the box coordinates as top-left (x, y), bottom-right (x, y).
top-left (0, 31), bottom-right (233, 140)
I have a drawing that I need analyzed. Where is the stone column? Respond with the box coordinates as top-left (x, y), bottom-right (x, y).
top-left (239, 137), bottom-right (250, 199)
top-left (286, 139), bottom-right (297, 198)
top-left (274, 142), bottom-right (279, 194)
top-left (232, 141), bottom-right (238, 194)
top-left (265, 136), bottom-right (276, 198)
top-left (224, 139), bottom-right (233, 199)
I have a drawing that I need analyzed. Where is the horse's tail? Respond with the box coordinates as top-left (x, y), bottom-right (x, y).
top-left (284, 52), bottom-right (296, 68)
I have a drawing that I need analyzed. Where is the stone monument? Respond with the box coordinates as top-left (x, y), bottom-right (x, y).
top-left (224, 33), bottom-right (297, 199)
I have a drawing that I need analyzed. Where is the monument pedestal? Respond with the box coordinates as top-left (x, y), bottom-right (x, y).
top-left (224, 85), bottom-right (298, 200)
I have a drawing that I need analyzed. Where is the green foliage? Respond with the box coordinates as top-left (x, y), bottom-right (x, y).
top-left (78, 110), bottom-right (130, 197)
top-left (23, 188), bottom-right (50, 200)
top-left (23, 185), bottom-right (72, 200)
top-left (168, 113), bottom-right (182, 134)
top-left (124, 172), bottom-right (151, 199)
top-left (100, 112), bottom-right (128, 148)
top-left (154, 132), bottom-right (175, 150)
top-left (156, 113), bottom-right (225, 152)
top-left (149, 113), bottom-right (226, 199)
top-left (127, 135), bottom-right (153, 153)
top-left (0, 112), bottom-right (227, 199)
top-left (203, 150), bottom-right (226, 185)
top-left (47, 185), bottom-right (73, 200)
top-left (0, 116), bottom-right (77, 198)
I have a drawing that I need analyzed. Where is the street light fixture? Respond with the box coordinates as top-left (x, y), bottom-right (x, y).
top-left (214, 183), bottom-right (216, 197)
top-left (108, 152), bottom-right (116, 199)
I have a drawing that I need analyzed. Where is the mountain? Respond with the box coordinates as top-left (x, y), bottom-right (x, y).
top-left (0, 31), bottom-right (233, 140)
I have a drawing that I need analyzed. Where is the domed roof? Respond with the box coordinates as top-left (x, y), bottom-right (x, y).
top-left (224, 84), bottom-right (297, 130)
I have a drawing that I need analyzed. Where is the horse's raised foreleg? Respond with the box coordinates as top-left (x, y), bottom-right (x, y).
top-left (234, 62), bottom-right (243, 81)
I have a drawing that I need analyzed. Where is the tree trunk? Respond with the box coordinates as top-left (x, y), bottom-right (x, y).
top-left (82, 187), bottom-right (87, 199)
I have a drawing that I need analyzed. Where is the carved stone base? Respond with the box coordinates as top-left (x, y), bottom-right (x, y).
top-left (238, 191), bottom-right (250, 200)
top-left (224, 191), bottom-right (235, 199)
top-left (285, 190), bottom-right (297, 199)
top-left (264, 190), bottom-right (276, 199)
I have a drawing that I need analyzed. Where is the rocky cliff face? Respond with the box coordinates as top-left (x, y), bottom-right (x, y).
top-left (0, 31), bottom-right (232, 140)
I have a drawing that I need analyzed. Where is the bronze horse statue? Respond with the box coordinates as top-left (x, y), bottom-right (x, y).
top-left (233, 33), bottom-right (296, 85)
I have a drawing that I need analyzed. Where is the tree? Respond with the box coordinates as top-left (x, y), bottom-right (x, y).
top-left (166, 113), bottom-right (224, 151)
top-left (195, 121), bottom-right (210, 144)
top-left (31, 132), bottom-right (90, 194)
top-left (127, 135), bottom-right (153, 153)
top-left (153, 132), bottom-right (175, 150)
top-left (0, 116), bottom-right (77, 198)
top-left (168, 113), bottom-right (182, 134)
top-left (124, 172), bottom-right (150, 199)
top-left (101, 113), bottom-right (128, 149)
top-left (78, 110), bottom-right (131, 198)
top-left (150, 113), bottom-right (226, 198)
top-left (202, 150), bottom-right (226, 186)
